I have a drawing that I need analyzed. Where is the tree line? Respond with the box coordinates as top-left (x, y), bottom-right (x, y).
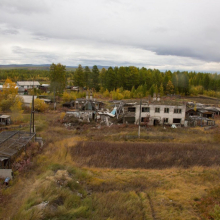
top-left (1, 64), bottom-right (220, 98)
top-left (72, 65), bottom-right (220, 96)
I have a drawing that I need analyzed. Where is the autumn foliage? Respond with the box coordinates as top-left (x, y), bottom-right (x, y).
top-left (0, 79), bottom-right (19, 112)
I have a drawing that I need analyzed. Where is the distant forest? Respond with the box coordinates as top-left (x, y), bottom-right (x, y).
top-left (1, 65), bottom-right (220, 98)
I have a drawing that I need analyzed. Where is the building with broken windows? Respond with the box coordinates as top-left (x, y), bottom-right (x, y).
top-left (0, 115), bottom-right (11, 126)
top-left (123, 101), bottom-right (186, 126)
top-left (186, 116), bottom-right (215, 127)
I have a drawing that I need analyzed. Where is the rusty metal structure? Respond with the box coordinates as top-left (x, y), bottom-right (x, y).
top-left (0, 131), bottom-right (35, 168)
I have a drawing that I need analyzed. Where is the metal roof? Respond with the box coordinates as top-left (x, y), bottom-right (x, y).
top-left (0, 131), bottom-right (35, 157)
top-left (0, 156), bottom-right (8, 161)
top-left (17, 81), bottom-right (40, 86)
top-left (0, 115), bottom-right (10, 119)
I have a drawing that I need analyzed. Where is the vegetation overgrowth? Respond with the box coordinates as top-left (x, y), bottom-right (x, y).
top-left (0, 113), bottom-right (220, 219)
top-left (71, 141), bottom-right (220, 169)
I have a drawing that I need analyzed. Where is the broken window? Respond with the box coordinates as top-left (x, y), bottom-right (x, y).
top-left (173, 118), bottom-right (181, 123)
top-left (164, 108), bottom-right (169, 113)
top-left (174, 109), bottom-right (182, 114)
top-left (128, 107), bottom-right (136, 112)
top-left (164, 118), bottom-right (169, 123)
top-left (155, 108), bottom-right (160, 113)
top-left (124, 117), bottom-right (135, 124)
top-left (142, 107), bottom-right (150, 112)
top-left (141, 117), bottom-right (149, 122)
top-left (208, 121), bottom-right (213, 126)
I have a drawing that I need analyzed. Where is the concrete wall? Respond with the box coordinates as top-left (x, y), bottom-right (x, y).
top-left (0, 169), bottom-right (13, 179)
top-left (135, 104), bottom-right (186, 125)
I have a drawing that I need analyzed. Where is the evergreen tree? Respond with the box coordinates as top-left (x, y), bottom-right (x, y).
top-left (49, 63), bottom-right (66, 95)
top-left (166, 80), bottom-right (175, 94)
top-left (154, 85), bottom-right (159, 94)
top-left (159, 83), bottom-right (164, 96)
top-left (114, 66), bottom-right (119, 88)
top-left (203, 74), bottom-right (210, 90)
top-left (130, 86), bottom-right (136, 98)
top-left (143, 82), bottom-right (147, 97)
top-left (149, 84), bottom-right (155, 97)
top-left (99, 68), bottom-right (106, 88)
top-left (91, 65), bottom-right (100, 91)
top-left (125, 66), bottom-right (139, 90)
top-left (117, 67), bottom-right (126, 88)
top-left (73, 64), bottom-right (84, 87)
top-left (84, 66), bottom-right (91, 89)
top-left (106, 67), bottom-right (116, 91)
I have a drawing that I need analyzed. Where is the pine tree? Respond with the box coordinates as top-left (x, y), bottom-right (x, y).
top-left (99, 68), bottom-right (106, 88)
top-left (49, 63), bottom-right (66, 95)
top-left (91, 65), bottom-right (100, 91)
top-left (154, 85), bottom-right (159, 94)
top-left (149, 84), bottom-right (155, 97)
top-left (159, 83), bottom-right (164, 96)
top-left (84, 66), bottom-right (91, 89)
top-left (73, 64), bottom-right (84, 88)
top-left (166, 80), bottom-right (175, 94)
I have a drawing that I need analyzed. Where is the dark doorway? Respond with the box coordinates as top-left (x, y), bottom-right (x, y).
top-left (154, 119), bottom-right (159, 126)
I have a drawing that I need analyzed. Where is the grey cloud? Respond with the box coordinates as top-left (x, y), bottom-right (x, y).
top-left (0, 28), bottom-right (19, 35)
top-left (0, 0), bottom-right (49, 14)
top-left (148, 46), bottom-right (220, 62)
top-left (1, 0), bottom-right (220, 71)
top-left (12, 46), bottom-right (58, 61)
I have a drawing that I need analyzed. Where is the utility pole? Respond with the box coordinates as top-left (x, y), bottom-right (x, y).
top-left (30, 95), bottom-right (35, 134)
top-left (32, 96), bottom-right (35, 133)
top-left (138, 99), bottom-right (142, 138)
top-left (54, 88), bottom-right (56, 110)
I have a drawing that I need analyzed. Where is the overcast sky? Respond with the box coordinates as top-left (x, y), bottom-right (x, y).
top-left (0, 0), bottom-right (220, 72)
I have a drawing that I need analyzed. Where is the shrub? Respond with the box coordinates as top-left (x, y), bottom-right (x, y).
top-left (62, 92), bottom-right (71, 102)
top-left (0, 99), bottom-right (13, 112)
top-left (33, 98), bottom-right (48, 112)
top-left (103, 89), bottom-right (110, 98)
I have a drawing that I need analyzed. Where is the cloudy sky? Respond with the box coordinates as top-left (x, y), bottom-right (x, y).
top-left (0, 0), bottom-right (220, 72)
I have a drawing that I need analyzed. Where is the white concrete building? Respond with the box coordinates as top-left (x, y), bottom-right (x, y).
top-left (17, 81), bottom-right (40, 92)
top-left (18, 95), bottom-right (37, 107)
top-left (123, 103), bottom-right (186, 126)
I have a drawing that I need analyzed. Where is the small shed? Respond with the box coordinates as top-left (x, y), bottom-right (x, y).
top-left (0, 115), bottom-right (11, 126)
top-left (188, 116), bottom-right (215, 127)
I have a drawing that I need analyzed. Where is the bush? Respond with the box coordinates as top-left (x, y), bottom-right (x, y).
top-left (103, 89), bottom-right (110, 98)
top-left (0, 99), bottom-right (13, 112)
top-left (62, 92), bottom-right (71, 102)
top-left (33, 98), bottom-right (48, 112)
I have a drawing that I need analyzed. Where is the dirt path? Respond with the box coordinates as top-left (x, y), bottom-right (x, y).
top-left (0, 175), bottom-right (36, 220)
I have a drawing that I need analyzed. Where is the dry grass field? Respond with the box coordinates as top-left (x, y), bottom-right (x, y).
top-left (0, 113), bottom-right (220, 220)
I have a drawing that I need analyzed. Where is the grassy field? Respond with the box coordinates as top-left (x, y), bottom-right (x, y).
top-left (0, 113), bottom-right (220, 220)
